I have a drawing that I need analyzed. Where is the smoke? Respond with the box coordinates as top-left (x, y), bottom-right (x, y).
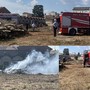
top-left (4, 50), bottom-right (59, 75)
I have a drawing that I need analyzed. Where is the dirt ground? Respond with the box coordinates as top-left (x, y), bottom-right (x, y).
top-left (59, 60), bottom-right (90, 90)
top-left (0, 73), bottom-right (58, 90)
top-left (0, 26), bottom-right (90, 45)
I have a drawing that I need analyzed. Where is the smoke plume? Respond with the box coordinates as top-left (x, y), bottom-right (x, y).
top-left (4, 50), bottom-right (59, 75)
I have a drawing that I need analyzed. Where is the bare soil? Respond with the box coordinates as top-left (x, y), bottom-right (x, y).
top-left (59, 60), bottom-right (90, 90)
top-left (0, 26), bottom-right (90, 45)
top-left (0, 74), bottom-right (58, 90)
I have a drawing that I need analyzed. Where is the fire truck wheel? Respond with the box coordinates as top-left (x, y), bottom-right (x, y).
top-left (69, 28), bottom-right (76, 36)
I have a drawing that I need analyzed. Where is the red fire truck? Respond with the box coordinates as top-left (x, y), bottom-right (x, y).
top-left (83, 50), bottom-right (90, 67)
top-left (59, 12), bottom-right (90, 35)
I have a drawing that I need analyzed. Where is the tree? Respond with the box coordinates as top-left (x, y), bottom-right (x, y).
top-left (63, 48), bottom-right (69, 55)
top-left (32, 5), bottom-right (44, 17)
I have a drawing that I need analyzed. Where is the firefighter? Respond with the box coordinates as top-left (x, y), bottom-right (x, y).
top-left (83, 52), bottom-right (89, 67)
top-left (53, 19), bottom-right (58, 37)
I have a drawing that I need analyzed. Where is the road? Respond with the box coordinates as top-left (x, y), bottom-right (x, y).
top-left (59, 60), bottom-right (90, 90)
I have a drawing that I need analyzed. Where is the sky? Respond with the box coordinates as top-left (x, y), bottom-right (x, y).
top-left (49, 46), bottom-right (90, 54)
top-left (0, 0), bottom-right (90, 14)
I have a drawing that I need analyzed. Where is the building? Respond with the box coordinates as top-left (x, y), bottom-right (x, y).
top-left (49, 11), bottom-right (59, 16)
top-left (0, 7), bottom-right (20, 23)
top-left (45, 15), bottom-right (54, 21)
top-left (0, 7), bottom-right (11, 13)
top-left (0, 7), bottom-right (46, 27)
top-left (23, 12), bottom-right (32, 17)
top-left (72, 7), bottom-right (90, 13)
top-left (0, 13), bottom-right (20, 24)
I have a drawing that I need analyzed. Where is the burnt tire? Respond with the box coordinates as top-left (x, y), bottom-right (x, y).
top-left (69, 29), bottom-right (76, 36)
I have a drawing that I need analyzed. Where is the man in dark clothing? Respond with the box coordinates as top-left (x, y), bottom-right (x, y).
top-left (62, 57), bottom-right (66, 63)
top-left (83, 52), bottom-right (89, 67)
top-left (26, 23), bottom-right (29, 31)
top-left (53, 27), bottom-right (57, 37)
top-left (25, 19), bottom-right (29, 31)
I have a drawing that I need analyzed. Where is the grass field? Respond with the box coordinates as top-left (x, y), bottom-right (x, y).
top-left (0, 73), bottom-right (58, 90)
top-left (59, 60), bottom-right (90, 90)
top-left (0, 26), bottom-right (90, 45)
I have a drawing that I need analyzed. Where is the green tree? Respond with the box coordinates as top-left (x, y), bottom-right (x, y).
top-left (32, 5), bottom-right (44, 17)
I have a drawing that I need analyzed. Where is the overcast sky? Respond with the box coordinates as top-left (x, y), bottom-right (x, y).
top-left (0, 0), bottom-right (90, 14)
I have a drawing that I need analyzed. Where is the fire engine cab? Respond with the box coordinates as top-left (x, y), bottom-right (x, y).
top-left (59, 12), bottom-right (90, 35)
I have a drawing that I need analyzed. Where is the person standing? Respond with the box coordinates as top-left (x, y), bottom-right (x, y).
top-left (83, 52), bottom-right (89, 67)
top-left (53, 19), bottom-right (58, 37)
top-left (25, 19), bottom-right (29, 31)
top-left (32, 22), bottom-right (35, 31)
top-left (26, 23), bottom-right (29, 31)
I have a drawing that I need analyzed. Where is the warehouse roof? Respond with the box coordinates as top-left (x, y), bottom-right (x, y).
top-left (0, 46), bottom-right (52, 53)
top-left (0, 7), bottom-right (11, 13)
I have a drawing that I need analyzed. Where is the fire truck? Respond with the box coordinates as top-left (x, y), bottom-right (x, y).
top-left (59, 12), bottom-right (90, 35)
top-left (83, 50), bottom-right (90, 67)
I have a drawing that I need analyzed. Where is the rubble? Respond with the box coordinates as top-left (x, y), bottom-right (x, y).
top-left (0, 20), bottom-right (27, 38)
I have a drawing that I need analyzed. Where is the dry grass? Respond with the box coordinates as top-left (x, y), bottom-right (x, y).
top-left (0, 74), bottom-right (58, 90)
top-left (59, 60), bottom-right (90, 90)
top-left (0, 26), bottom-right (90, 45)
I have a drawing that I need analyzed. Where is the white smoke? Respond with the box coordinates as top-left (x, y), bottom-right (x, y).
top-left (4, 50), bottom-right (59, 75)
